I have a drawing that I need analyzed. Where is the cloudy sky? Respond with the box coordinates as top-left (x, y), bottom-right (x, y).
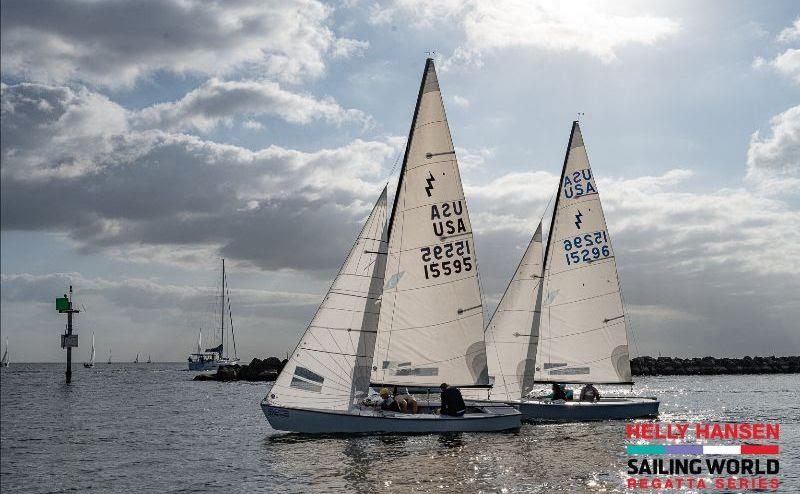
top-left (2, 0), bottom-right (798, 363)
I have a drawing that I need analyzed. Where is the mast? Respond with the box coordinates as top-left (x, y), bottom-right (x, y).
top-left (386, 58), bottom-right (431, 240)
top-left (534, 121), bottom-right (633, 384)
top-left (220, 259), bottom-right (225, 358)
top-left (542, 121), bottom-right (578, 273)
top-left (371, 58), bottom-right (487, 388)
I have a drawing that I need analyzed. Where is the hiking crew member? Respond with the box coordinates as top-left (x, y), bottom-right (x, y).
top-left (580, 384), bottom-right (600, 402)
top-left (439, 383), bottom-right (466, 417)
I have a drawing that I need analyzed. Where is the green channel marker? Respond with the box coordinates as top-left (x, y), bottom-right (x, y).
top-left (627, 445), bottom-right (665, 455)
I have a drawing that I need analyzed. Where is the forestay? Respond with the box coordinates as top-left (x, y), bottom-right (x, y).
top-left (484, 223), bottom-right (544, 400)
top-left (535, 122), bottom-right (632, 384)
top-left (371, 58), bottom-right (488, 388)
top-left (268, 188), bottom-right (389, 411)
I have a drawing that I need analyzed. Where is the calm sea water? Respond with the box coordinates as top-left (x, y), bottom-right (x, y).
top-left (1, 364), bottom-right (797, 493)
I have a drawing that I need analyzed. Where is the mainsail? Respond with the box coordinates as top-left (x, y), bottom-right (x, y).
top-left (1, 338), bottom-right (8, 366)
top-left (535, 121), bottom-right (632, 384)
top-left (483, 222), bottom-right (544, 400)
top-left (268, 188), bottom-right (389, 411)
top-left (371, 58), bottom-right (488, 387)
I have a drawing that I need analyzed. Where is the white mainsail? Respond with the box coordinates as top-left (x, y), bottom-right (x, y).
top-left (197, 328), bottom-right (202, 354)
top-left (89, 332), bottom-right (96, 365)
top-left (371, 58), bottom-right (488, 388)
top-left (268, 188), bottom-right (389, 411)
top-left (535, 121), bottom-right (632, 384)
top-left (1, 338), bottom-right (8, 366)
top-left (483, 222), bottom-right (544, 400)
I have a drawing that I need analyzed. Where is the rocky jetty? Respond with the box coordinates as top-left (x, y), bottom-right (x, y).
top-left (193, 357), bottom-right (287, 382)
top-left (631, 356), bottom-right (800, 376)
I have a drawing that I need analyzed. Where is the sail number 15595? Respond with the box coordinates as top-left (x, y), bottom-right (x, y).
top-left (421, 240), bottom-right (473, 279)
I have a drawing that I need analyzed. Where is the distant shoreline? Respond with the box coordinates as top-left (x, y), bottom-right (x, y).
top-left (631, 356), bottom-right (799, 375)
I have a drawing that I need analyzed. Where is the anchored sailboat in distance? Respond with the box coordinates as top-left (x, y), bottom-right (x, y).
top-left (1, 338), bottom-right (9, 367)
top-left (188, 259), bottom-right (239, 371)
top-left (107, 348), bottom-right (112, 364)
top-left (262, 59), bottom-right (520, 433)
top-left (83, 332), bottom-right (96, 368)
top-left (475, 121), bottom-right (658, 421)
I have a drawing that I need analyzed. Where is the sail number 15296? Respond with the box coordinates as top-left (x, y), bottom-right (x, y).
top-left (563, 230), bottom-right (611, 266)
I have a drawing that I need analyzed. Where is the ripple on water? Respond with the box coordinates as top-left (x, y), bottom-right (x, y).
top-left (1, 366), bottom-right (798, 493)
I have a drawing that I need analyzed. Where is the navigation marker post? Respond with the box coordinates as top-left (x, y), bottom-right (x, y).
top-left (57, 285), bottom-right (80, 383)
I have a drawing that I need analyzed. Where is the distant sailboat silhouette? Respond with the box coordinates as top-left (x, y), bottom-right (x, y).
top-left (83, 332), bottom-right (96, 368)
top-left (1, 338), bottom-right (9, 367)
top-left (134, 353), bottom-right (139, 364)
top-left (147, 354), bottom-right (152, 364)
top-left (107, 348), bottom-right (112, 364)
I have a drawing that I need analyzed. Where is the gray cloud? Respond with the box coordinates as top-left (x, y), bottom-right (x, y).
top-left (1, 82), bottom-right (396, 272)
top-left (1, 0), bottom-right (366, 86)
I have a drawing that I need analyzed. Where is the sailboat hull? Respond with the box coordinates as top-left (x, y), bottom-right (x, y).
top-left (486, 397), bottom-right (659, 422)
top-left (261, 402), bottom-right (521, 434)
top-left (83, 363), bottom-right (94, 368)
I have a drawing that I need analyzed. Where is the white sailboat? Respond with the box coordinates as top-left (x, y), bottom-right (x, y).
top-left (147, 354), bottom-right (152, 364)
top-left (473, 121), bottom-right (658, 421)
top-left (262, 59), bottom-right (520, 433)
top-left (187, 260), bottom-right (240, 370)
top-left (107, 348), bottom-right (112, 364)
top-left (1, 338), bottom-right (9, 367)
top-left (83, 332), bottom-right (96, 368)
top-left (134, 353), bottom-right (139, 364)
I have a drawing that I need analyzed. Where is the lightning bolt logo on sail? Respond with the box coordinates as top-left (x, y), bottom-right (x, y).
top-left (424, 172), bottom-right (436, 197)
top-left (574, 210), bottom-right (583, 229)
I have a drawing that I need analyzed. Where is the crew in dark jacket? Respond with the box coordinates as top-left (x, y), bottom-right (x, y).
top-left (551, 383), bottom-right (568, 401)
top-left (439, 383), bottom-right (466, 417)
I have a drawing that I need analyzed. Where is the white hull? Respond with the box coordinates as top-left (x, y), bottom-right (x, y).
top-left (477, 397), bottom-right (659, 422)
top-left (261, 402), bottom-right (521, 434)
top-left (188, 358), bottom-right (239, 371)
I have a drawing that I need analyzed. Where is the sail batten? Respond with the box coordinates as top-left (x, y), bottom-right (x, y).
top-left (268, 188), bottom-right (389, 411)
top-left (371, 59), bottom-right (488, 388)
top-left (534, 122), bottom-right (632, 384)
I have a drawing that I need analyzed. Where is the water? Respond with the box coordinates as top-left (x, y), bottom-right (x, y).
top-left (1, 364), bottom-right (797, 493)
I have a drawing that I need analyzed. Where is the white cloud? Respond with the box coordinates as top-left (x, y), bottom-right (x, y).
top-left (754, 48), bottom-right (800, 84)
top-left (1, 0), bottom-right (368, 86)
top-left (777, 18), bottom-right (800, 43)
top-left (467, 167), bottom-right (800, 277)
top-left (754, 18), bottom-right (800, 84)
top-left (450, 95), bottom-right (470, 108)
top-left (374, 1), bottom-right (679, 67)
top-left (133, 78), bottom-right (371, 133)
top-left (747, 105), bottom-right (800, 194)
top-left (456, 146), bottom-right (493, 171)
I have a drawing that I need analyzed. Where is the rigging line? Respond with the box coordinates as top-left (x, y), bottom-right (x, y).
top-left (308, 330), bottom-right (357, 383)
top-left (546, 288), bottom-right (620, 309)
top-left (374, 343), bottom-right (488, 369)
top-left (227, 286), bottom-right (237, 360)
top-left (296, 348), bottom-right (359, 390)
top-left (380, 310), bottom-right (481, 333)
top-left (392, 272), bottom-right (479, 294)
top-left (536, 318), bottom-right (622, 340)
top-left (282, 193), bottom-right (387, 377)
